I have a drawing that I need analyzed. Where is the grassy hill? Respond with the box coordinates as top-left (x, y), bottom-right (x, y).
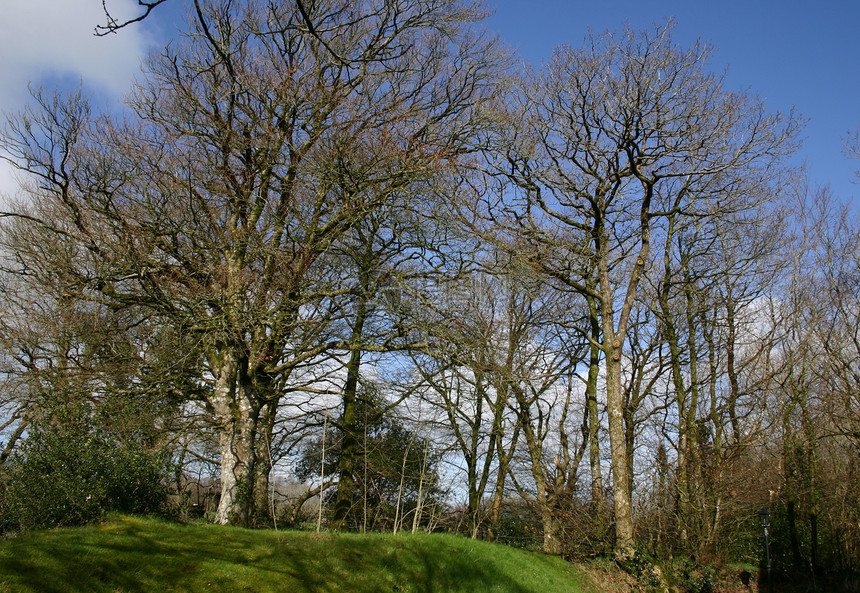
top-left (0, 515), bottom-right (593, 593)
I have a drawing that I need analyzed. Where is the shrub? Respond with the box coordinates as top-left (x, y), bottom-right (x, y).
top-left (492, 500), bottom-right (543, 550)
top-left (1, 412), bottom-right (169, 532)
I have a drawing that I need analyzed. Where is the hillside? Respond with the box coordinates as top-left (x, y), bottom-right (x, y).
top-left (0, 516), bottom-right (592, 593)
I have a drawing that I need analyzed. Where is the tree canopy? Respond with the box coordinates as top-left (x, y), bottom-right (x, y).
top-left (1, 4), bottom-right (858, 587)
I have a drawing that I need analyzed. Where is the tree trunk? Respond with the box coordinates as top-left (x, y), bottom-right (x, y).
top-left (682, 268), bottom-right (703, 552)
top-left (334, 245), bottom-right (373, 531)
top-left (210, 351), bottom-right (261, 526)
top-left (605, 351), bottom-right (635, 559)
top-left (467, 473), bottom-right (481, 538)
top-left (594, 189), bottom-right (651, 561)
top-left (253, 400), bottom-right (277, 526)
top-left (333, 342), bottom-right (362, 530)
top-left (585, 295), bottom-right (604, 512)
top-left (489, 471), bottom-right (504, 539)
top-left (542, 510), bottom-right (564, 556)
top-left (489, 419), bottom-right (519, 539)
top-left (788, 500), bottom-right (802, 568)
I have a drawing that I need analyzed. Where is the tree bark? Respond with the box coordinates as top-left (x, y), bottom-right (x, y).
top-left (253, 400), bottom-right (277, 525)
top-left (585, 294), bottom-right (604, 512)
top-left (542, 510), bottom-right (564, 556)
top-left (333, 317), bottom-right (364, 530)
top-left (210, 351), bottom-right (261, 526)
top-left (605, 351), bottom-right (635, 559)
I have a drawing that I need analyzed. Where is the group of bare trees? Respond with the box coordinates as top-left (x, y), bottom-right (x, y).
top-left (1, 0), bottom-right (857, 576)
top-left (1, 0), bottom-right (503, 527)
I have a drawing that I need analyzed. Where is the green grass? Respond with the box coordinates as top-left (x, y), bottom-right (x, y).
top-left (0, 515), bottom-right (590, 593)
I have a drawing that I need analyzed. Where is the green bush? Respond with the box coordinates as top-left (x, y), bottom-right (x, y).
top-left (670, 560), bottom-right (716, 593)
top-left (492, 501), bottom-right (543, 550)
top-left (616, 548), bottom-right (669, 593)
top-left (1, 413), bottom-right (169, 532)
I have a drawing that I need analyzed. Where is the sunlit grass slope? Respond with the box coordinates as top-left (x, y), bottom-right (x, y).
top-left (0, 515), bottom-right (590, 593)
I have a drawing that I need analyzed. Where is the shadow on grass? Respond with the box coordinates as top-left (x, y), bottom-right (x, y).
top-left (0, 517), bottom-right (569, 593)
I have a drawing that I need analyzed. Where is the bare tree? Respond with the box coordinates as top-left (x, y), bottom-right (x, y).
top-left (776, 188), bottom-right (860, 574)
top-left (499, 22), bottom-right (801, 559)
top-left (843, 127), bottom-right (860, 182)
top-left (1, 0), bottom-right (503, 526)
top-left (97, 0), bottom-right (353, 59)
top-left (325, 199), bottom-right (442, 530)
top-left (410, 263), bottom-right (522, 539)
top-left (485, 268), bottom-right (585, 555)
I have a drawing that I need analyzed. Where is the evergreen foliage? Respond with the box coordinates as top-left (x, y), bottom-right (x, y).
top-left (1, 405), bottom-right (169, 532)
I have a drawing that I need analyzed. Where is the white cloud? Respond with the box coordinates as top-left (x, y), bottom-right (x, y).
top-left (0, 0), bottom-right (152, 105)
top-left (0, 0), bottom-right (156, 204)
top-left (0, 162), bottom-right (25, 203)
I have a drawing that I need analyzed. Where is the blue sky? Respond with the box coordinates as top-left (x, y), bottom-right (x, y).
top-left (486, 0), bottom-right (860, 205)
top-left (1, 0), bottom-right (858, 205)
